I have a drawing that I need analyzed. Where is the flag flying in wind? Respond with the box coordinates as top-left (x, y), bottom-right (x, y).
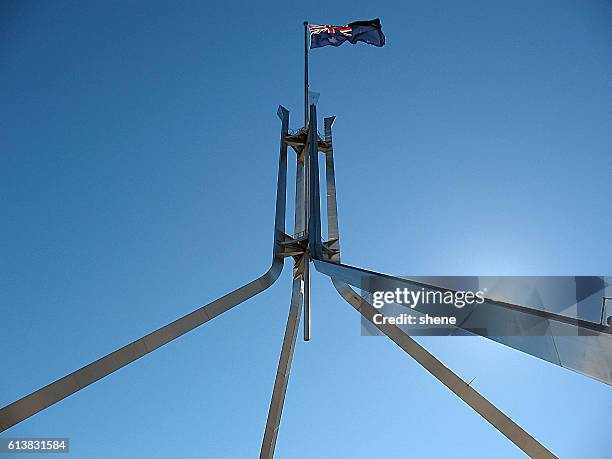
top-left (309, 18), bottom-right (385, 49)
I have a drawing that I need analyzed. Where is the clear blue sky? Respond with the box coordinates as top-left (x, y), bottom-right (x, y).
top-left (2, 1), bottom-right (611, 458)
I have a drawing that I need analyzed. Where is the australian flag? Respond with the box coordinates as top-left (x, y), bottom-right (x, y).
top-left (309, 18), bottom-right (385, 49)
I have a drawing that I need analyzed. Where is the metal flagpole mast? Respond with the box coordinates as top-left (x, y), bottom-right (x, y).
top-left (302, 20), bottom-right (311, 341)
top-left (304, 21), bottom-right (309, 127)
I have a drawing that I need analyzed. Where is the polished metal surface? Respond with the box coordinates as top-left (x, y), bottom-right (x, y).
top-left (331, 279), bottom-right (557, 459)
top-left (260, 268), bottom-right (304, 459)
top-left (307, 105), bottom-right (323, 262)
top-left (313, 259), bottom-right (612, 386)
top-left (0, 106), bottom-right (292, 434)
top-left (303, 254), bottom-right (311, 341)
top-left (294, 151), bottom-right (305, 235)
top-left (303, 118), bottom-right (318, 341)
top-left (323, 116), bottom-right (340, 263)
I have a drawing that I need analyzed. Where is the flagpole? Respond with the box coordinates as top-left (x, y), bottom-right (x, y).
top-left (303, 21), bottom-right (311, 341)
top-left (304, 20), bottom-right (309, 127)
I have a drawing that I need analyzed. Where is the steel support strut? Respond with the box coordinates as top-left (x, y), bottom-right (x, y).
top-left (260, 261), bottom-right (304, 458)
top-left (0, 106), bottom-right (292, 434)
top-left (331, 280), bottom-right (557, 459)
top-left (308, 105), bottom-right (557, 459)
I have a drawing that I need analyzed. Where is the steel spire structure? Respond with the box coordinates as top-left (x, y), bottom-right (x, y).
top-left (2, 102), bottom-right (612, 458)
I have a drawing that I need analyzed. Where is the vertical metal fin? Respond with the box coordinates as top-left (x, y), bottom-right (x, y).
top-left (323, 116), bottom-right (340, 262)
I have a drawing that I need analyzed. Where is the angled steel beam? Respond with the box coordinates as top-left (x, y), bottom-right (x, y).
top-left (315, 261), bottom-right (611, 335)
top-left (0, 105), bottom-right (292, 433)
top-left (310, 112), bottom-right (557, 458)
top-left (331, 280), bottom-right (557, 459)
top-left (260, 261), bottom-right (305, 459)
top-left (313, 259), bottom-right (612, 386)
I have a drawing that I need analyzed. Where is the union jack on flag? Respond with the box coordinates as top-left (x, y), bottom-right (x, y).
top-left (308, 18), bottom-right (385, 49)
